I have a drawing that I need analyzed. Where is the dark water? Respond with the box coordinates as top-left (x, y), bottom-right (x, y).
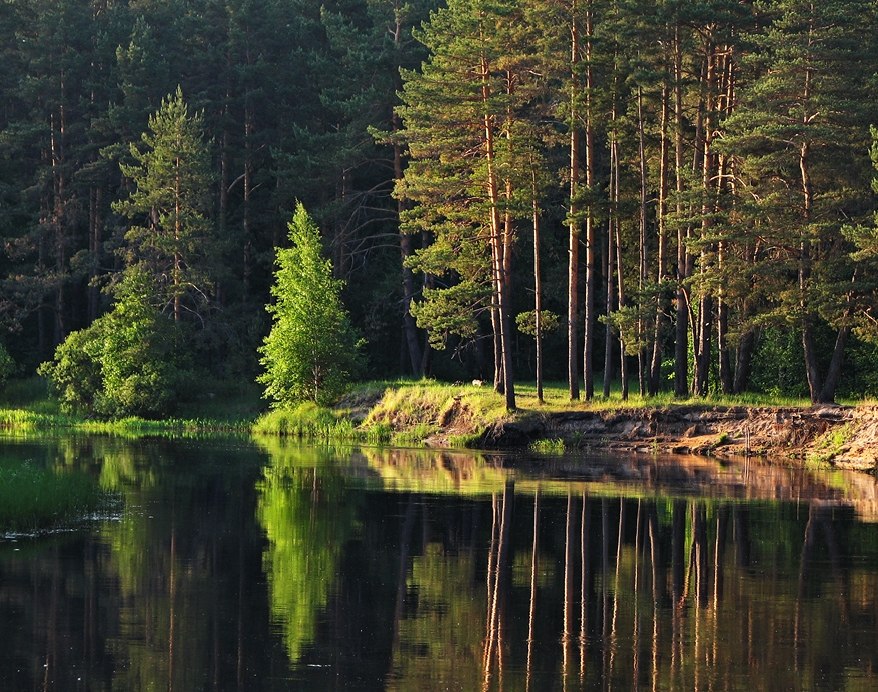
top-left (2, 435), bottom-right (878, 691)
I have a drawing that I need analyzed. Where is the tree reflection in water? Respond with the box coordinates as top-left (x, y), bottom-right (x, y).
top-left (1, 438), bottom-right (878, 690)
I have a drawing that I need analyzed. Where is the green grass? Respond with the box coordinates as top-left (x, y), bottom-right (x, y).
top-left (0, 375), bottom-right (834, 447)
top-left (0, 464), bottom-right (104, 533)
top-left (0, 377), bottom-right (257, 437)
top-left (251, 378), bottom-right (822, 446)
top-left (808, 422), bottom-right (856, 464)
top-left (529, 438), bottom-right (566, 454)
top-left (511, 381), bottom-right (813, 411)
top-left (252, 402), bottom-right (371, 441)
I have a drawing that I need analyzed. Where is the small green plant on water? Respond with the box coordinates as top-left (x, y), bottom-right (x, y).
top-left (0, 465), bottom-right (104, 532)
top-left (529, 438), bottom-right (566, 455)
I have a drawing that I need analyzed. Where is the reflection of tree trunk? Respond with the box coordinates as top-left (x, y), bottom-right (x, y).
top-left (672, 500), bottom-right (688, 685)
top-left (671, 500), bottom-right (685, 601)
top-left (483, 493), bottom-right (499, 676)
top-left (390, 498), bottom-right (416, 672)
top-left (212, 529), bottom-right (220, 690)
top-left (526, 488), bottom-right (541, 692)
top-left (562, 490), bottom-right (577, 688)
top-left (632, 501), bottom-right (642, 687)
top-left (648, 507), bottom-right (660, 692)
top-left (169, 526), bottom-right (177, 692)
top-left (45, 545), bottom-right (61, 692)
top-left (601, 500), bottom-right (610, 682)
top-left (580, 492), bottom-right (590, 681)
top-left (610, 500), bottom-right (624, 680)
top-left (711, 507), bottom-right (728, 674)
top-left (496, 480), bottom-right (513, 687)
top-left (713, 507), bottom-right (728, 608)
top-left (733, 506), bottom-right (751, 568)
top-left (484, 481), bottom-right (514, 690)
top-left (794, 503), bottom-right (817, 671)
top-left (237, 489), bottom-right (246, 691)
top-left (820, 510), bottom-right (851, 627)
top-left (694, 504), bottom-right (709, 607)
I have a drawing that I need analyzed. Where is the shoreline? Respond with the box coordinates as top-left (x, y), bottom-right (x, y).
top-left (468, 404), bottom-right (878, 472)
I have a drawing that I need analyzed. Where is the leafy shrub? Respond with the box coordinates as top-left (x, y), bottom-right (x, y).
top-left (0, 342), bottom-right (17, 389)
top-left (39, 272), bottom-right (192, 418)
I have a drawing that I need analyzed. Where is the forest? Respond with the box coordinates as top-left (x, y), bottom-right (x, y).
top-left (2, 0), bottom-right (878, 415)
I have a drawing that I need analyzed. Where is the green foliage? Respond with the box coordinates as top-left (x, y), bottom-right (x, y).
top-left (112, 87), bottom-right (217, 322)
top-left (252, 402), bottom-right (359, 440)
top-left (256, 453), bottom-right (359, 662)
top-left (529, 437), bottom-right (566, 455)
top-left (37, 325), bottom-right (105, 415)
top-left (39, 272), bottom-right (192, 418)
top-left (258, 204), bottom-right (363, 407)
top-left (0, 343), bottom-right (15, 388)
top-left (809, 423), bottom-right (855, 464)
top-left (515, 310), bottom-right (560, 338)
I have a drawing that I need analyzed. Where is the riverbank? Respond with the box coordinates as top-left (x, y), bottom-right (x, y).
top-left (2, 378), bottom-right (876, 472)
top-left (475, 403), bottom-right (878, 472)
top-left (341, 382), bottom-right (878, 472)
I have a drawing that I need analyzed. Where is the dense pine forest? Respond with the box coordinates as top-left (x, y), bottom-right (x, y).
top-left (2, 0), bottom-right (878, 415)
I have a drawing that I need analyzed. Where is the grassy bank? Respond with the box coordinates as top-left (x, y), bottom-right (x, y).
top-left (253, 379), bottom-right (817, 448)
top-left (0, 375), bottom-right (825, 447)
top-left (0, 377), bottom-right (259, 437)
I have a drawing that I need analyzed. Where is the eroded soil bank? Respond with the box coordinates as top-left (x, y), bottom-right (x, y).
top-left (476, 404), bottom-right (878, 472)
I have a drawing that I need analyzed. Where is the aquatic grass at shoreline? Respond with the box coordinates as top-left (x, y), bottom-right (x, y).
top-left (0, 408), bottom-right (253, 438)
top-left (0, 465), bottom-right (103, 532)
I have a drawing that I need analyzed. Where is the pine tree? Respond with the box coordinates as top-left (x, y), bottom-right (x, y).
top-left (112, 87), bottom-right (217, 323)
top-left (720, 0), bottom-right (876, 402)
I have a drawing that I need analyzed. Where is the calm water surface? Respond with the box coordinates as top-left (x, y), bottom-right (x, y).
top-left (2, 434), bottom-right (878, 690)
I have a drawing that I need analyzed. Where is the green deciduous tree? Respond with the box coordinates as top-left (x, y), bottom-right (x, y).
top-left (38, 270), bottom-right (190, 418)
top-left (258, 203), bottom-right (363, 407)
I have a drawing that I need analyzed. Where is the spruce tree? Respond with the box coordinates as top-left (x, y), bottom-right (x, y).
top-left (258, 203), bottom-right (363, 407)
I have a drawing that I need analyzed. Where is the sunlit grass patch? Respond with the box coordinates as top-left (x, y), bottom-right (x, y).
top-left (808, 422), bottom-right (856, 464)
top-left (512, 381), bottom-right (812, 412)
top-left (252, 402), bottom-right (361, 441)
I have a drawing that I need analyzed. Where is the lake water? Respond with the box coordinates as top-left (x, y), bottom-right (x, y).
top-left (2, 434), bottom-right (878, 690)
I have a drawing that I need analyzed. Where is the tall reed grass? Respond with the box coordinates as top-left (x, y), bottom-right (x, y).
top-left (0, 465), bottom-right (102, 532)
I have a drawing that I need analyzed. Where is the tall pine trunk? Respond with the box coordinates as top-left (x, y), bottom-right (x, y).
top-left (583, 0), bottom-right (597, 401)
top-left (649, 83), bottom-right (671, 395)
top-left (568, 0), bottom-right (581, 401)
top-left (481, 53), bottom-right (515, 410)
top-left (672, 24), bottom-right (690, 397)
top-left (532, 167), bottom-right (545, 402)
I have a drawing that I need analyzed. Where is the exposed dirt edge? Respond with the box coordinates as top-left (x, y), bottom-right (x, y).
top-left (475, 404), bottom-right (878, 473)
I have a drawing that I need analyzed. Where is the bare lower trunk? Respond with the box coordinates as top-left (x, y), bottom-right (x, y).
top-left (818, 326), bottom-right (851, 403)
top-left (732, 327), bottom-right (757, 394)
